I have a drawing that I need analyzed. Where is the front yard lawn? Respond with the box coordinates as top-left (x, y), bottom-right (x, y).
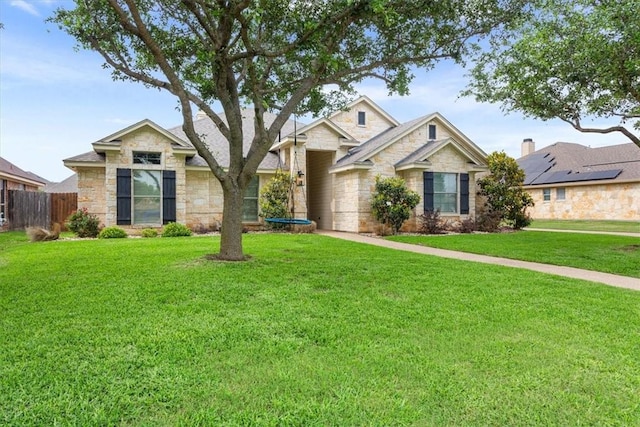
top-left (388, 231), bottom-right (640, 278)
top-left (529, 219), bottom-right (640, 233)
top-left (1, 233), bottom-right (639, 425)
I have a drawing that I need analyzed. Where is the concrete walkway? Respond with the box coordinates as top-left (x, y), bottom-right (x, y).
top-left (317, 230), bottom-right (640, 292)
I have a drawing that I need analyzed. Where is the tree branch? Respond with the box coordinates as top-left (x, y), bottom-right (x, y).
top-left (562, 117), bottom-right (640, 148)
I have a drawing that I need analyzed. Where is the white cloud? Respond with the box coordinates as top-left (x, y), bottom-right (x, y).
top-left (10, 0), bottom-right (40, 16)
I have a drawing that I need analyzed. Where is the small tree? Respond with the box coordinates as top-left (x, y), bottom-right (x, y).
top-left (478, 151), bottom-right (534, 229)
top-left (259, 171), bottom-right (294, 229)
top-left (371, 176), bottom-right (420, 235)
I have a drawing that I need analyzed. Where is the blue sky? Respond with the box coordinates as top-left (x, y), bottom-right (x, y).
top-left (0, 0), bottom-right (626, 182)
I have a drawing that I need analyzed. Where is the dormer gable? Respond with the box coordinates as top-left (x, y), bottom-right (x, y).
top-left (92, 119), bottom-right (196, 156)
top-left (329, 95), bottom-right (400, 142)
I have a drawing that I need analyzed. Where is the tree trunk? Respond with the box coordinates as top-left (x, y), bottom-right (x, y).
top-left (218, 182), bottom-right (246, 261)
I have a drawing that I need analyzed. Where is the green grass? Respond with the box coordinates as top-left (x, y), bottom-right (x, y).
top-left (530, 219), bottom-right (640, 233)
top-left (1, 232), bottom-right (640, 425)
top-left (388, 231), bottom-right (640, 278)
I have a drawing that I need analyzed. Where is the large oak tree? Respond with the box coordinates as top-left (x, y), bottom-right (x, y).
top-left (52, 0), bottom-right (529, 260)
top-left (467, 0), bottom-right (640, 148)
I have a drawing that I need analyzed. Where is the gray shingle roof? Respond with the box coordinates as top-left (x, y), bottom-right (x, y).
top-left (395, 139), bottom-right (449, 167)
top-left (64, 151), bottom-right (106, 163)
top-left (0, 156), bottom-right (49, 185)
top-left (332, 115), bottom-right (427, 169)
top-left (45, 174), bottom-right (78, 193)
top-left (518, 142), bottom-right (640, 185)
top-left (168, 109), bottom-right (299, 170)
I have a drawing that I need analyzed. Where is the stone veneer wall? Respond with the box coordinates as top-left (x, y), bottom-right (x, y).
top-left (333, 172), bottom-right (361, 232)
top-left (527, 181), bottom-right (640, 220)
top-left (332, 125), bottom-right (481, 233)
top-left (76, 167), bottom-right (107, 224)
top-left (185, 170), bottom-right (223, 229)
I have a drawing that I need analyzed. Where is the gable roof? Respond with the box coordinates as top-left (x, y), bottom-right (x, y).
top-left (0, 156), bottom-right (48, 187)
top-left (394, 138), bottom-right (488, 172)
top-left (329, 95), bottom-right (401, 127)
top-left (330, 112), bottom-right (487, 172)
top-left (271, 117), bottom-right (354, 150)
top-left (518, 142), bottom-right (640, 185)
top-left (93, 119), bottom-right (194, 152)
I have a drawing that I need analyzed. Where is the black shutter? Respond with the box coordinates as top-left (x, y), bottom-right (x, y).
top-left (117, 168), bottom-right (132, 225)
top-left (423, 171), bottom-right (434, 212)
top-left (460, 173), bottom-right (470, 215)
top-left (163, 170), bottom-right (176, 224)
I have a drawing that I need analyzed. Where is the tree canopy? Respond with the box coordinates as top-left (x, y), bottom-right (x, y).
top-left (466, 0), bottom-right (640, 148)
top-left (51, 0), bottom-right (530, 260)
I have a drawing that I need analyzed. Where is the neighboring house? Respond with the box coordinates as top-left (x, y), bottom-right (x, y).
top-left (64, 96), bottom-right (489, 232)
top-left (0, 156), bottom-right (48, 227)
top-left (44, 174), bottom-right (78, 194)
top-left (517, 139), bottom-right (640, 220)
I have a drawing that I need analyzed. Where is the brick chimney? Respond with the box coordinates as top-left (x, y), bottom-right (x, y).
top-left (521, 138), bottom-right (535, 157)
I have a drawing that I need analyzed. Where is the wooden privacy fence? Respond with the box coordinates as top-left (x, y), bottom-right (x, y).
top-left (7, 191), bottom-right (77, 231)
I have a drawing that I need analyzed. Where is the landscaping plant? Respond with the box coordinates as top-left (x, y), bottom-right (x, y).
top-left (162, 222), bottom-right (192, 237)
top-left (478, 151), bottom-right (533, 229)
top-left (66, 208), bottom-right (101, 238)
top-left (259, 171), bottom-right (294, 229)
top-left (140, 228), bottom-right (159, 238)
top-left (371, 176), bottom-right (420, 234)
top-left (98, 226), bottom-right (128, 239)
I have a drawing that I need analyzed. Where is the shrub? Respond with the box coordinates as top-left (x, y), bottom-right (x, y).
top-left (476, 206), bottom-right (502, 233)
top-left (66, 208), bottom-right (101, 238)
top-left (370, 176), bottom-right (420, 234)
top-left (162, 222), bottom-right (192, 237)
top-left (259, 171), bottom-right (294, 229)
top-left (420, 209), bottom-right (446, 234)
top-left (457, 217), bottom-right (477, 234)
top-left (140, 228), bottom-right (158, 238)
top-left (98, 226), bottom-right (128, 239)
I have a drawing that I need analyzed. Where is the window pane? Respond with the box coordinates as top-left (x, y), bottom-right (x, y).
top-left (434, 193), bottom-right (457, 213)
top-left (242, 176), bottom-right (259, 222)
top-left (133, 152), bottom-right (161, 165)
top-left (133, 170), bottom-right (161, 224)
top-left (556, 188), bottom-right (565, 200)
top-left (428, 124), bottom-right (436, 140)
top-left (543, 188), bottom-right (551, 201)
top-left (433, 173), bottom-right (458, 213)
top-left (134, 170), bottom-right (161, 196)
top-left (245, 175), bottom-right (259, 197)
top-left (242, 199), bottom-right (259, 221)
top-left (434, 173), bottom-right (457, 193)
top-left (134, 197), bottom-right (161, 224)
top-left (358, 111), bottom-right (366, 125)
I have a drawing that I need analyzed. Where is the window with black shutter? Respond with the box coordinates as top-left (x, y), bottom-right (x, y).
top-left (163, 170), bottom-right (176, 224)
top-left (116, 168), bottom-right (132, 225)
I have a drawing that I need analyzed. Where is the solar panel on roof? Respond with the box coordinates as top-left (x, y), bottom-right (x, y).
top-left (532, 169), bottom-right (622, 185)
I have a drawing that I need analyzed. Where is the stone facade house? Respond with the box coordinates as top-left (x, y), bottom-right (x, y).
top-left (517, 139), bottom-right (640, 221)
top-left (64, 96), bottom-right (489, 232)
top-left (0, 156), bottom-right (48, 227)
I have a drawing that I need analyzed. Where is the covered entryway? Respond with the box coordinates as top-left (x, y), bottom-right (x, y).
top-left (306, 150), bottom-right (334, 229)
